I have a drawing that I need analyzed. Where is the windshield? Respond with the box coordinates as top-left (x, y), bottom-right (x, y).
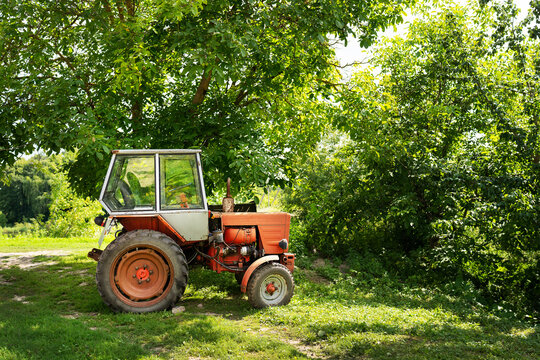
top-left (102, 155), bottom-right (155, 211)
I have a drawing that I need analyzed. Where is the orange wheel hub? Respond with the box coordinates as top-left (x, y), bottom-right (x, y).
top-left (111, 246), bottom-right (173, 307)
top-left (136, 268), bottom-right (150, 281)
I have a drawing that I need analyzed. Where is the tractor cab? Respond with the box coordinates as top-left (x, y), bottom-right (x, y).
top-left (99, 149), bottom-right (209, 241)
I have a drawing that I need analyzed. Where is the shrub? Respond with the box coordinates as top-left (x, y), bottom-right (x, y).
top-left (43, 171), bottom-right (102, 238)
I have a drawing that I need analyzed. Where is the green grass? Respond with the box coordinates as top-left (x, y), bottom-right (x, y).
top-left (0, 235), bottom-right (113, 253)
top-left (0, 236), bottom-right (538, 359)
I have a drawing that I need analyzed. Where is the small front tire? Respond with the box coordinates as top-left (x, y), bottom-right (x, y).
top-left (247, 263), bottom-right (294, 308)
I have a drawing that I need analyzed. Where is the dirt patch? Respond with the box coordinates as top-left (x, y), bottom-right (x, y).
top-left (61, 313), bottom-right (81, 319)
top-left (0, 251), bottom-right (72, 270)
top-left (302, 269), bottom-right (331, 285)
top-left (312, 258), bottom-right (326, 269)
top-left (12, 295), bottom-right (30, 304)
top-left (338, 263), bottom-right (350, 274)
top-left (71, 269), bottom-right (90, 276)
top-left (150, 346), bottom-right (165, 354)
top-left (284, 338), bottom-right (327, 359)
top-left (0, 274), bottom-right (10, 285)
top-left (248, 325), bottom-right (327, 359)
top-left (202, 312), bottom-right (220, 316)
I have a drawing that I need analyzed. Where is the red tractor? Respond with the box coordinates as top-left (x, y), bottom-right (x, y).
top-left (88, 149), bottom-right (295, 312)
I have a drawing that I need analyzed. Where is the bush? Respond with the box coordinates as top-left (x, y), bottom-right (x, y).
top-left (43, 170), bottom-right (102, 238)
top-left (285, 7), bottom-right (540, 318)
top-left (284, 132), bottom-right (397, 257)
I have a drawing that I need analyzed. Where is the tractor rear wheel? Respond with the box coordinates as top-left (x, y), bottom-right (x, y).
top-left (247, 263), bottom-right (294, 308)
top-left (96, 230), bottom-right (188, 313)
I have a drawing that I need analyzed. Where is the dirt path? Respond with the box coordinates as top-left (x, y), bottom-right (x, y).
top-left (0, 250), bottom-right (72, 269)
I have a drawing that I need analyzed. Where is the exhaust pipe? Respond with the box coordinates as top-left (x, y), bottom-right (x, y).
top-left (222, 178), bottom-right (235, 212)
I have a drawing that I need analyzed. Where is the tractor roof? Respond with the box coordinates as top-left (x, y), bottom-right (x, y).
top-left (111, 149), bottom-right (202, 155)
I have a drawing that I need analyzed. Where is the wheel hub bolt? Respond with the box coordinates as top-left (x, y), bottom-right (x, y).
top-left (132, 274), bottom-right (136, 278)
top-left (266, 283), bottom-right (277, 294)
top-left (138, 280), bottom-right (142, 284)
top-left (146, 278), bottom-right (151, 282)
top-left (149, 270), bottom-right (153, 275)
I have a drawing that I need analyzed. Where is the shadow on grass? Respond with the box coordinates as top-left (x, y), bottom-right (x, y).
top-left (308, 318), bottom-right (539, 359)
top-left (0, 303), bottom-right (143, 359)
top-left (1, 254), bottom-right (538, 359)
top-left (282, 271), bottom-right (540, 359)
top-left (0, 255), bottom-right (308, 360)
top-left (294, 268), bottom-right (537, 327)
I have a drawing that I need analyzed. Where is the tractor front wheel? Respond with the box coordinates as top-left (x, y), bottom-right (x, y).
top-left (96, 230), bottom-right (188, 313)
top-left (247, 263), bottom-right (294, 308)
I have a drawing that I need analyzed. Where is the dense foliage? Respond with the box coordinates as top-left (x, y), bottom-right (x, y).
top-left (286, 2), bottom-right (539, 316)
top-left (0, 0), bottom-right (409, 196)
top-left (0, 154), bottom-right (102, 237)
top-left (0, 155), bottom-right (57, 224)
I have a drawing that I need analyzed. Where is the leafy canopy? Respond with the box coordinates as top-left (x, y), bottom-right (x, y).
top-left (0, 0), bottom-right (409, 196)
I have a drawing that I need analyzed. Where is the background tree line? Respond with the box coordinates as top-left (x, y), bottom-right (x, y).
top-left (0, 153), bottom-right (102, 237)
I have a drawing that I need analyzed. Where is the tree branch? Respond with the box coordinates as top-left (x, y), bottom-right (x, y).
top-left (115, 0), bottom-right (125, 21)
top-left (192, 70), bottom-right (213, 105)
top-left (316, 78), bottom-right (344, 89)
top-left (51, 49), bottom-right (95, 109)
top-left (125, 0), bottom-right (136, 17)
top-left (239, 97), bottom-right (262, 107)
top-left (234, 89), bottom-right (249, 106)
top-left (102, 0), bottom-right (115, 24)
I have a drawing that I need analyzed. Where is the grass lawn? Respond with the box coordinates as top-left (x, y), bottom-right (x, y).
top-left (0, 236), bottom-right (538, 359)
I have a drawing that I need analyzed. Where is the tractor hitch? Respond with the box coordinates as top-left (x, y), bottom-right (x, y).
top-left (88, 248), bottom-right (103, 262)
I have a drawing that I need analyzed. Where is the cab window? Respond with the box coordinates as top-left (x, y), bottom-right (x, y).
top-left (160, 154), bottom-right (204, 210)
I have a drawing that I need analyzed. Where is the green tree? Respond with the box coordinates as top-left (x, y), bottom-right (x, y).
top-left (0, 0), bottom-right (409, 196)
top-left (0, 153), bottom-right (103, 236)
top-left (0, 211), bottom-right (7, 227)
top-left (287, 1), bottom-right (539, 313)
top-left (334, 3), bottom-right (539, 252)
top-left (0, 155), bottom-right (58, 224)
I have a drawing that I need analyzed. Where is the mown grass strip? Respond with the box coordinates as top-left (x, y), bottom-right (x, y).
top-left (0, 235), bottom-right (113, 253)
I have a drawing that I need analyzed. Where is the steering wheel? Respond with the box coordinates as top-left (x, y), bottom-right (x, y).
top-left (118, 180), bottom-right (135, 209)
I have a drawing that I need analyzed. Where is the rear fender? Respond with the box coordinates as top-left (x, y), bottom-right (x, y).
top-left (240, 255), bottom-right (279, 292)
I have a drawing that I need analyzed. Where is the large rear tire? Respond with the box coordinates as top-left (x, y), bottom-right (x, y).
top-left (96, 230), bottom-right (188, 313)
top-left (247, 263), bottom-right (294, 308)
